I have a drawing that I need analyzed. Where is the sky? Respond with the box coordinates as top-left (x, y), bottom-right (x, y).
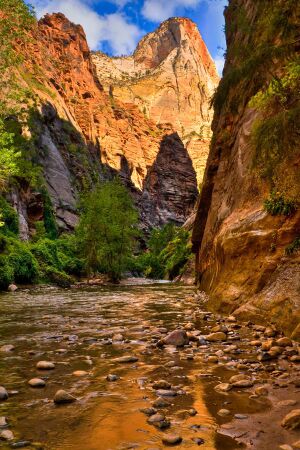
top-left (29, 0), bottom-right (228, 75)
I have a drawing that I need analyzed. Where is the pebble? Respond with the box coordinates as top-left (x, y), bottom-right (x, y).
top-left (276, 337), bottom-right (292, 347)
top-left (8, 284), bottom-right (18, 292)
top-left (279, 445), bottom-right (293, 450)
top-left (152, 397), bottom-right (171, 408)
top-left (214, 383), bottom-right (232, 392)
top-left (0, 345), bottom-right (15, 353)
top-left (218, 409), bottom-right (230, 417)
top-left (163, 329), bottom-right (189, 346)
top-left (161, 434), bottom-right (182, 445)
top-left (152, 380), bottom-right (171, 390)
top-left (114, 356), bottom-right (138, 363)
top-left (0, 417), bottom-right (7, 428)
top-left (28, 378), bottom-right (46, 388)
top-left (205, 332), bottom-right (227, 342)
top-left (36, 361), bottom-right (55, 370)
top-left (140, 407), bottom-right (157, 416)
top-left (72, 371), bottom-right (88, 377)
top-left (147, 413), bottom-right (170, 429)
top-left (281, 409), bottom-right (300, 429)
top-left (254, 386), bottom-right (269, 396)
top-left (156, 389), bottom-right (177, 397)
top-left (107, 374), bottom-right (119, 382)
top-left (10, 441), bottom-right (32, 448)
top-left (54, 390), bottom-right (77, 405)
top-left (0, 430), bottom-right (14, 440)
top-left (234, 414), bottom-right (248, 419)
top-left (0, 387), bottom-right (8, 401)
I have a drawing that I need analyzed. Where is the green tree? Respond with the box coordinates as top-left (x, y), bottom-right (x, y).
top-left (0, 119), bottom-right (21, 191)
top-left (77, 180), bottom-right (139, 281)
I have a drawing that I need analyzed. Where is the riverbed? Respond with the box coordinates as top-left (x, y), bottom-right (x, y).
top-left (0, 283), bottom-right (299, 449)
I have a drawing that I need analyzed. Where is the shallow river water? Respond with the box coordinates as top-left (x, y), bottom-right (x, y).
top-left (0, 282), bottom-right (299, 450)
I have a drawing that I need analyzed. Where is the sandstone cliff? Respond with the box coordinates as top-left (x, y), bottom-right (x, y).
top-left (192, 0), bottom-right (300, 338)
top-left (12, 13), bottom-right (216, 232)
top-left (92, 18), bottom-right (219, 186)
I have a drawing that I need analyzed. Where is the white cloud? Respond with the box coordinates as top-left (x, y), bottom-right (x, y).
top-left (214, 56), bottom-right (224, 76)
top-left (31, 0), bottom-right (143, 54)
top-left (142, 0), bottom-right (200, 22)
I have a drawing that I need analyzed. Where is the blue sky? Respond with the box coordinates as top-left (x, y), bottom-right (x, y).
top-left (30, 0), bottom-right (228, 75)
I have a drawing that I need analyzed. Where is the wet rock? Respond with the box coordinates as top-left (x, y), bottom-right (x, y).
top-left (114, 356), bottom-right (138, 363)
top-left (276, 400), bottom-right (297, 408)
top-left (257, 352), bottom-right (277, 362)
top-left (290, 355), bottom-right (300, 362)
top-left (214, 383), bottom-right (232, 393)
top-left (72, 371), bottom-right (88, 377)
top-left (205, 332), bottom-right (227, 342)
top-left (106, 374), bottom-right (119, 382)
top-left (276, 337), bottom-right (292, 347)
top-left (152, 397), bottom-right (171, 408)
top-left (269, 346), bottom-right (283, 357)
top-left (163, 330), bottom-right (189, 347)
top-left (36, 361), bottom-right (55, 370)
top-left (0, 345), bottom-right (15, 353)
top-left (184, 323), bottom-right (194, 331)
top-left (8, 284), bottom-right (18, 292)
top-left (254, 386), bottom-right (269, 396)
top-left (10, 441), bottom-right (32, 448)
top-left (234, 414), bottom-right (248, 419)
top-left (156, 389), bottom-right (177, 397)
top-left (211, 324), bottom-right (228, 334)
top-left (226, 316), bottom-right (236, 323)
top-left (112, 333), bottom-right (124, 341)
top-left (140, 407), bottom-right (157, 416)
top-left (28, 378), bottom-right (46, 388)
top-left (261, 340), bottom-right (274, 351)
top-left (250, 340), bottom-right (262, 347)
top-left (218, 409), bottom-right (230, 417)
top-left (0, 430), bottom-right (14, 441)
top-left (162, 434), bottom-right (182, 445)
top-left (152, 380), bottom-right (171, 390)
top-left (264, 327), bottom-right (277, 338)
top-left (54, 390), bottom-right (76, 404)
top-left (207, 355), bottom-right (219, 363)
top-left (292, 440), bottom-right (300, 449)
top-left (0, 417), bottom-right (7, 428)
top-left (281, 409), bottom-right (300, 430)
top-left (0, 387), bottom-right (8, 401)
top-left (279, 445), bottom-right (293, 450)
top-left (148, 413), bottom-right (170, 429)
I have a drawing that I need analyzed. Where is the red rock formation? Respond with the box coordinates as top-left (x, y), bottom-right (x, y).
top-left (192, 0), bottom-right (300, 338)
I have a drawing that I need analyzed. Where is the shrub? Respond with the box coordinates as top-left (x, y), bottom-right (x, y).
top-left (8, 244), bottom-right (39, 284)
top-left (43, 266), bottom-right (72, 288)
top-left (0, 196), bottom-right (19, 235)
top-left (31, 238), bottom-right (62, 269)
top-left (264, 194), bottom-right (296, 216)
top-left (285, 237), bottom-right (300, 255)
top-left (0, 255), bottom-right (14, 290)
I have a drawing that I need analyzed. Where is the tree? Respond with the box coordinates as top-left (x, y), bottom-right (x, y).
top-left (0, 119), bottom-right (21, 191)
top-left (77, 180), bottom-right (139, 281)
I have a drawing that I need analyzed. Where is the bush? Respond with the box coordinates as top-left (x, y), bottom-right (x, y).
top-left (0, 255), bottom-right (14, 290)
top-left (43, 266), bottom-right (72, 288)
top-left (285, 237), bottom-right (300, 255)
top-left (264, 194), bottom-right (296, 216)
top-left (31, 238), bottom-right (62, 269)
top-left (0, 196), bottom-right (19, 235)
top-left (8, 244), bottom-right (39, 283)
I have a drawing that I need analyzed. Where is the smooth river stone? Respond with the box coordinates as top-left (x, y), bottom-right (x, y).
top-left (114, 356), bottom-right (138, 363)
top-left (162, 434), bottom-right (182, 445)
top-left (54, 390), bottom-right (77, 405)
top-left (0, 345), bottom-right (15, 353)
top-left (28, 378), bottom-right (46, 388)
top-left (0, 387), bottom-right (8, 401)
top-left (36, 361), bottom-right (55, 370)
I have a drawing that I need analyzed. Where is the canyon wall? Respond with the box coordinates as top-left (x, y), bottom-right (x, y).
top-left (192, 0), bottom-right (300, 338)
top-left (13, 13), bottom-right (217, 232)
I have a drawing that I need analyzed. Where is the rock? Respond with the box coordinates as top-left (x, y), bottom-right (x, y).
top-left (281, 409), bottom-right (300, 430)
top-left (156, 389), bottom-right (177, 397)
top-left (140, 407), bottom-right (157, 416)
top-left (152, 380), bottom-right (171, 390)
top-left (214, 383), bottom-right (232, 393)
top-left (258, 352), bottom-right (277, 361)
top-left (36, 361), bottom-right (55, 370)
top-left (234, 414), bottom-right (248, 419)
top-left (162, 434), bottom-right (182, 445)
top-left (279, 445), bottom-right (293, 450)
top-left (0, 387), bottom-right (8, 401)
top-left (163, 330), bottom-right (189, 346)
top-left (207, 355), bottom-right (219, 363)
top-left (276, 400), bottom-right (297, 408)
top-left (8, 284), bottom-right (18, 292)
top-left (10, 441), bottom-right (32, 448)
top-left (0, 345), bottom-right (15, 353)
top-left (112, 333), bottom-right (124, 341)
top-left (254, 386), bottom-right (269, 396)
top-left (205, 332), bottom-right (227, 342)
top-left (276, 337), bottom-right (292, 347)
top-left (152, 397), bottom-right (171, 408)
top-left (261, 340), bottom-right (274, 351)
top-left (54, 390), bottom-right (77, 405)
top-left (189, 408), bottom-right (197, 416)
top-left (292, 440), bottom-right (300, 449)
top-left (269, 346), bottom-right (283, 357)
top-left (0, 417), bottom-right (7, 428)
top-left (106, 374), bottom-right (119, 382)
top-left (28, 378), bottom-right (46, 388)
top-left (184, 323), bottom-right (194, 331)
top-left (0, 430), bottom-right (14, 441)
top-left (232, 379), bottom-right (253, 388)
top-left (192, 438), bottom-right (205, 445)
top-left (148, 413), bottom-right (170, 429)
top-left (264, 327), bottom-right (276, 337)
top-left (291, 355), bottom-right (300, 362)
top-left (250, 340), bottom-right (262, 347)
top-left (72, 371), bottom-right (88, 376)
top-left (114, 356), bottom-right (138, 363)
top-left (218, 409), bottom-right (230, 417)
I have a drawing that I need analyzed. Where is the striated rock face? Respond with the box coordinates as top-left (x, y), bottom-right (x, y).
top-left (16, 13), bottom-right (216, 229)
top-left (92, 18), bottom-right (219, 185)
top-left (192, 1), bottom-right (300, 338)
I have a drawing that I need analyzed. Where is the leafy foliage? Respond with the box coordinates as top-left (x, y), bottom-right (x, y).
top-left (8, 243), bottom-right (39, 283)
top-left (0, 255), bottom-right (14, 290)
top-left (0, 196), bottom-right (19, 235)
top-left (264, 194), bottom-right (296, 216)
top-left (0, 119), bottom-right (21, 190)
top-left (285, 237), bottom-right (300, 255)
top-left (77, 180), bottom-right (139, 281)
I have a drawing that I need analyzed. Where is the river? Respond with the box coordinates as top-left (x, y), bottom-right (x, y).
top-left (0, 282), bottom-right (299, 449)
